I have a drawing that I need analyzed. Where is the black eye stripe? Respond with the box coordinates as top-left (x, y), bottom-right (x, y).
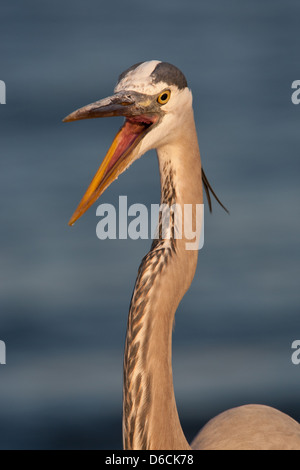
top-left (151, 62), bottom-right (188, 90)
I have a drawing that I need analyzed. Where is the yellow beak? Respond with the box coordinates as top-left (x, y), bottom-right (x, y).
top-left (63, 94), bottom-right (158, 225)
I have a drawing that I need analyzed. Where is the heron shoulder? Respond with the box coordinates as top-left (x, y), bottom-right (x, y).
top-left (191, 404), bottom-right (300, 450)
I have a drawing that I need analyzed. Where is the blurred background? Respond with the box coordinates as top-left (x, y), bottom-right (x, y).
top-left (0, 0), bottom-right (300, 449)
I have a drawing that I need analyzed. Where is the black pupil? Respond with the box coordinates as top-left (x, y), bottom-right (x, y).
top-left (160, 93), bottom-right (168, 101)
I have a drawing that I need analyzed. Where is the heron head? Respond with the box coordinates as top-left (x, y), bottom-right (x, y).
top-left (63, 60), bottom-right (192, 226)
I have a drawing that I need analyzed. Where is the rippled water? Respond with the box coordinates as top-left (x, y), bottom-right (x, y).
top-left (0, 0), bottom-right (300, 449)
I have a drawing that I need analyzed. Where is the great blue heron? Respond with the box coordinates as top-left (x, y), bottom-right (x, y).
top-left (63, 61), bottom-right (300, 450)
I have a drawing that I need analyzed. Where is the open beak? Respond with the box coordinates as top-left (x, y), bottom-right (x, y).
top-left (63, 92), bottom-right (158, 225)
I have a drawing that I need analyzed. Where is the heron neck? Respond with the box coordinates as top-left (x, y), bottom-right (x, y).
top-left (123, 110), bottom-right (203, 450)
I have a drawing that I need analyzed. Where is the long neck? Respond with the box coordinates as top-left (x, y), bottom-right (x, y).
top-left (123, 110), bottom-right (203, 450)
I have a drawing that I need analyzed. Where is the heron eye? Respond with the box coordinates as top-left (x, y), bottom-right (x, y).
top-left (157, 90), bottom-right (171, 105)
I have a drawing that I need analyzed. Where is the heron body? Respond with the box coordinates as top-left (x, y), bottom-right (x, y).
top-left (64, 61), bottom-right (300, 450)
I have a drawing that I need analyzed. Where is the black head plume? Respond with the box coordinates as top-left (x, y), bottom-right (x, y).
top-left (202, 169), bottom-right (229, 214)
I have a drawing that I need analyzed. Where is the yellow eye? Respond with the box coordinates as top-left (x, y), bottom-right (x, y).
top-left (157, 90), bottom-right (171, 105)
